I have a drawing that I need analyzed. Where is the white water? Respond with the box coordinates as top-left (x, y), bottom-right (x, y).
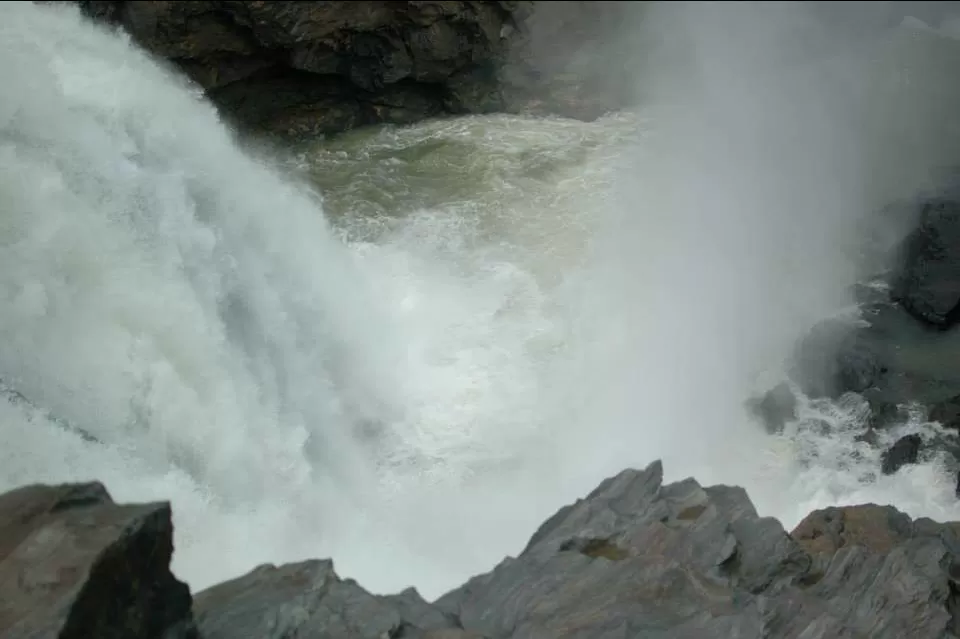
top-left (6, 1), bottom-right (960, 600)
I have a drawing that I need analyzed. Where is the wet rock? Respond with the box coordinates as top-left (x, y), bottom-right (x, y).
top-left (193, 560), bottom-right (458, 639)
top-left (880, 433), bottom-right (923, 475)
top-left (66, 1), bottom-right (637, 137)
top-left (747, 382), bottom-right (798, 434)
top-left (892, 197), bottom-right (960, 328)
top-left (790, 316), bottom-right (884, 399)
top-left (0, 482), bottom-right (196, 639)
top-left (930, 393), bottom-right (960, 430)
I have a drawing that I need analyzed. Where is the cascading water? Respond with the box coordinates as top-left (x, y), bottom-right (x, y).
top-left (8, 0), bottom-right (960, 601)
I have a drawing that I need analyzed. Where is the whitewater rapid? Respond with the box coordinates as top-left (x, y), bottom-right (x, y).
top-left (6, 1), bottom-right (960, 600)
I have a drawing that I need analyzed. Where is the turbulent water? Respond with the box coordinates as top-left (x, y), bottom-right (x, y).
top-left (7, 0), bottom-right (960, 599)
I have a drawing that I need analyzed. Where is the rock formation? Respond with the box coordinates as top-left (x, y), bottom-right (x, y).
top-left (0, 482), bottom-right (196, 639)
top-left (62, 1), bottom-right (640, 137)
top-left (6, 461), bottom-right (960, 638)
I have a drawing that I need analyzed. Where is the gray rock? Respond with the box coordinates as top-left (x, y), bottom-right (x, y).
top-left (0, 482), bottom-right (196, 639)
top-left (433, 461), bottom-right (960, 638)
top-left (8, 460), bottom-right (960, 638)
top-left (193, 559), bottom-right (458, 639)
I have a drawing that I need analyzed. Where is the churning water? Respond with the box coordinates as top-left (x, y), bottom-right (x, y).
top-left (6, 0), bottom-right (960, 599)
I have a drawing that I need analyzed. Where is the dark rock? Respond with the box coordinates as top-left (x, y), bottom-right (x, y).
top-left (0, 482), bottom-right (196, 639)
top-left (193, 559), bottom-right (458, 639)
top-left (880, 433), bottom-right (923, 475)
top-left (65, 1), bottom-right (638, 137)
top-left (790, 316), bottom-right (884, 399)
top-left (747, 382), bottom-right (798, 434)
top-left (893, 198), bottom-right (960, 328)
top-left (931, 394), bottom-right (960, 430)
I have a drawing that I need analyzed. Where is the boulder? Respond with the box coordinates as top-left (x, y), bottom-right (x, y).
top-left (747, 382), bottom-right (798, 434)
top-left (893, 198), bottom-right (960, 329)
top-left (0, 482), bottom-right (196, 639)
top-left (880, 433), bottom-right (923, 475)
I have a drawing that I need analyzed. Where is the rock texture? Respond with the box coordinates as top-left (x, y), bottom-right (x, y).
top-left (0, 482), bottom-right (196, 639)
top-left (8, 463), bottom-right (960, 638)
top-left (64, 1), bottom-right (639, 137)
top-left (893, 198), bottom-right (960, 328)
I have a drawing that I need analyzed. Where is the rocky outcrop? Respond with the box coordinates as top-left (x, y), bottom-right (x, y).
top-left (8, 462), bottom-right (960, 638)
top-left (776, 189), bottom-right (960, 478)
top-left (893, 197), bottom-right (960, 328)
top-left (0, 482), bottom-right (196, 639)
top-left (63, 1), bottom-right (638, 137)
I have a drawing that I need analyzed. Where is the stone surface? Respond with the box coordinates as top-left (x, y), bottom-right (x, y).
top-left (8, 463), bottom-right (960, 638)
top-left (893, 197), bottom-right (960, 328)
top-left (0, 482), bottom-right (196, 639)
top-left (193, 559), bottom-right (460, 639)
top-left (880, 433), bottom-right (923, 475)
top-left (63, 0), bottom-right (638, 137)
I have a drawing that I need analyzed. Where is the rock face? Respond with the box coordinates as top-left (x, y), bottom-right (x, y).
top-left (783, 191), bottom-right (960, 473)
top-left (8, 463), bottom-right (960, 638)
top-left (893, 198), bottom-right (960, 328)
top-left (66, 1), bottom-right (638, 137)
top-left (0, 482), bottom-right (196, 639)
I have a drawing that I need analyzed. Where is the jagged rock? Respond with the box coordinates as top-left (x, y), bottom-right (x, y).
top-left (880, 434), bottom-right (923, 475)
top-left (0, 482), bottom-right (196, 639)
top-left (9, 461), bottom-right (960, 638)
top-left (433, 461), bottom-right (960, 638)
top-left (193, 559), bottom-right (459, 639)
top-left (62, 0), bottom-right (635, 137)
top-left (893, 198), bottom-right (960, 328)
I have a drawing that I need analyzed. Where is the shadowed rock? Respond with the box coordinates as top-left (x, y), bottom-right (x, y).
top-left (62, 1), bottom-right (639, 137)
top-left (0, 482), bottom-right (196, 639)
top-left (880, 433), bottom-right (923, 475)
top-left (893, 198), bottom-right (960, 329)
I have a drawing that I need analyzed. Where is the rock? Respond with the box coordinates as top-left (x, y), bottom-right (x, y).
top-left (747, 382), bottom-right (798, 434)
top-left (880, 433), bottom-right (923, 475)
top-left (10, 460), bottom-right (960, 638)
top-left (893, 197), bottom-right (960, 328)
top-left (193, 559), bottom-right (458, 639)
top-left (931, 394), bottom-right (960, 430)
top-left (790, 316), bottom-right (885, 400)
top-left (433, 461), bottom-right (960, 638)
top-left (0, 482), bottom-right (196, 639)
top-left (64, 1), bottom-right (637, 137)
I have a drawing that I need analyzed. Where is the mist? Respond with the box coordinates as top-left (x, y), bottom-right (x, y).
top-left (543, 0), bottom-right (960, 503)
top-left (10, 0), bottom-right (960, 608)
